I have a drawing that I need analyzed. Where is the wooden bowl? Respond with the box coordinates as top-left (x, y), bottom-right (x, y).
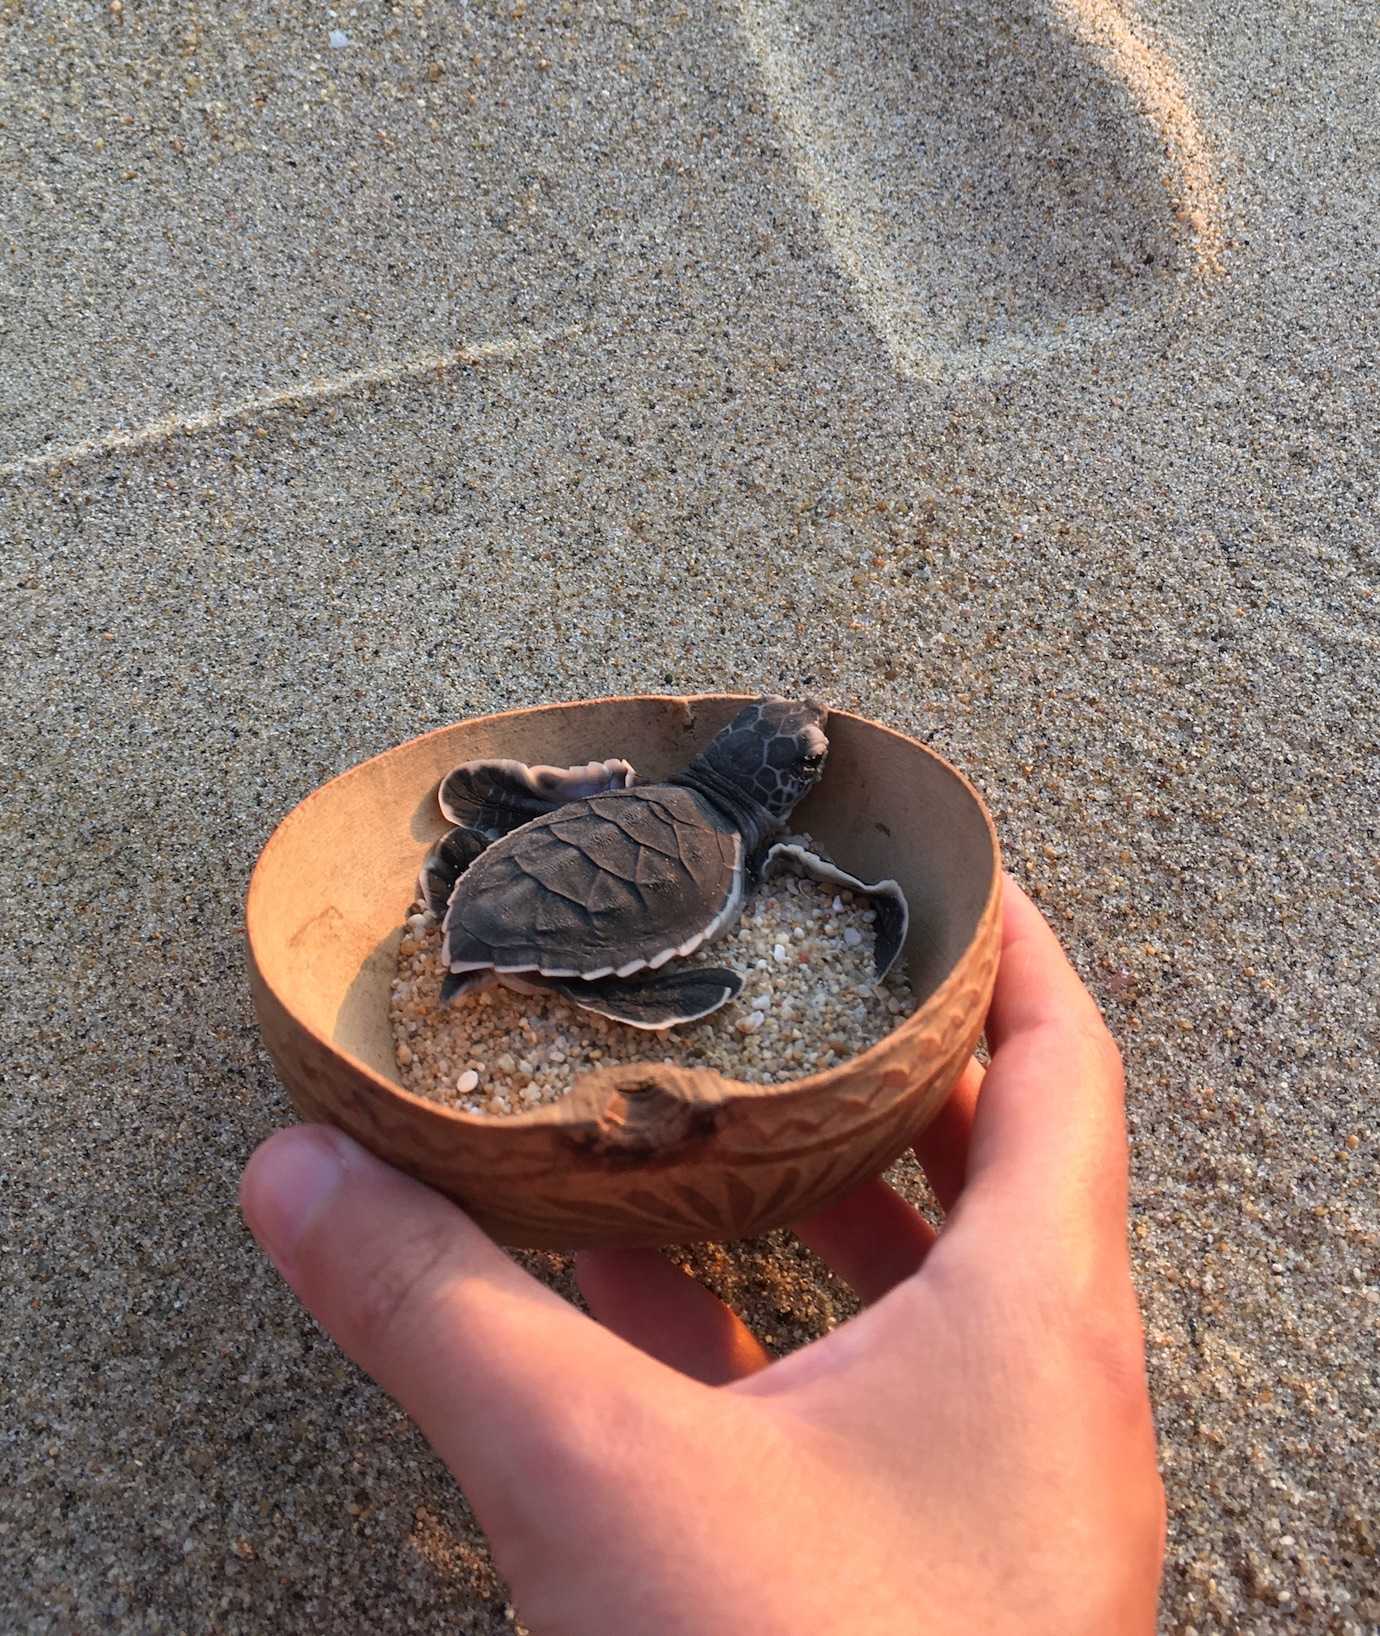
top-left (246, 695), bottom-right (1002, 1248)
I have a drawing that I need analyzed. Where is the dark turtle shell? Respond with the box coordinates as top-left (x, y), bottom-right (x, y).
top-left (442, 785), bottom-right (744, 979)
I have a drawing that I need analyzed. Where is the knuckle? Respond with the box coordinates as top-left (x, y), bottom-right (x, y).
top-left (1152, 1469), bottom-right (1169, 1554)
top-left (1070, 1306), bottom-right (1154, 1417)
top-left (343, 1216), bottom-right (457, 1354)
top-left (1075, 1011), bottom-right (1125, 1086)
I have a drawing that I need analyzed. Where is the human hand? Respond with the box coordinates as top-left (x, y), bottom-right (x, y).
top-left (240, 876), bottom-right (1165, 1635)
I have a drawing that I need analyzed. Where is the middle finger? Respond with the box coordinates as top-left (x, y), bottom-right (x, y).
top-left (792, 1177), bottom-right (937, 1303)
top-left (575, 1247), bottom-right (773, 1384)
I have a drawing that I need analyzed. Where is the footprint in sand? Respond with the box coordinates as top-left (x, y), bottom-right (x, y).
top-left (737, 0), bottom-right (1224, 379)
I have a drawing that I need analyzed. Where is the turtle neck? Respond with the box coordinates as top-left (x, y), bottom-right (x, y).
top-left (667, 761), bottom-right (779, 856)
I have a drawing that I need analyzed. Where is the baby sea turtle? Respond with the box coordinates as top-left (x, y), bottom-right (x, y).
top-left (416, 697), bottom-right (910, 1030)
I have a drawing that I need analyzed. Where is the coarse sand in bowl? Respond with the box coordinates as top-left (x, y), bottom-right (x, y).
top-left (391, 850), bottom-right (914, 1116)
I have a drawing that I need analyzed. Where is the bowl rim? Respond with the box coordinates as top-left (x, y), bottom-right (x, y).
top-left (245, 692), bottom-right (1002, 1129)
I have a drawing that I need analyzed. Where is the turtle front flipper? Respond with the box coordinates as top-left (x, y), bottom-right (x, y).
top-left (439, 757), bottom-right (637, 840)
top-left (761, 842), bottom-right (910, 980)
top-left (418, 825), bottom-right (490, 917)
top-left (506, 967), bottom-right (744, 1031)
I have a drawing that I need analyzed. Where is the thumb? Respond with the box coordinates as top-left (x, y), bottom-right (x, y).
top-left (240, 1124), bottom-right (660, 1537)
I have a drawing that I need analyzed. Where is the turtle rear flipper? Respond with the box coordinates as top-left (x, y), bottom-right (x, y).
top-left (439, 757), bottom-right (637, 839)
top-left (439, 966), bottom-right (498, 1005)
top-left (761, 841), bottom-right (909, 979)
top-left (505, 967), bottom-right (744, 1031)
top-left (418, 825), bottom-right (490, 917)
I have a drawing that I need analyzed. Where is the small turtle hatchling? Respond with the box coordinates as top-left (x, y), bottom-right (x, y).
top-left (416, 696), bottom-right (910, 1029)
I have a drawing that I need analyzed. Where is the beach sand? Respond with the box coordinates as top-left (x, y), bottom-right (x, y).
top-left (3, 0), bottom-right (1376, 1629)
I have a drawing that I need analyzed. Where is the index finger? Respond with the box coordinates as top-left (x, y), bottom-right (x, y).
top-left (955, 877), bottom-right (1129, 1252)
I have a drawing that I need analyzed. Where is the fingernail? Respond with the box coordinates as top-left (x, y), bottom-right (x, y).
top-left (242, 1126), bottom-right (348, 1272)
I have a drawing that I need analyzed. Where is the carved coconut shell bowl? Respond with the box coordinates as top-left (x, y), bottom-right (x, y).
top-left (246, 694), bottom-right (1002, 1249)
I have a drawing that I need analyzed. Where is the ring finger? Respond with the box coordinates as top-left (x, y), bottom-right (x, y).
top-left (791, 1057), bottom-right (986, 1302)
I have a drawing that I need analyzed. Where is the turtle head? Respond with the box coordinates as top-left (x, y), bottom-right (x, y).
top-left (695, 696), bottom-right (830, 822)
